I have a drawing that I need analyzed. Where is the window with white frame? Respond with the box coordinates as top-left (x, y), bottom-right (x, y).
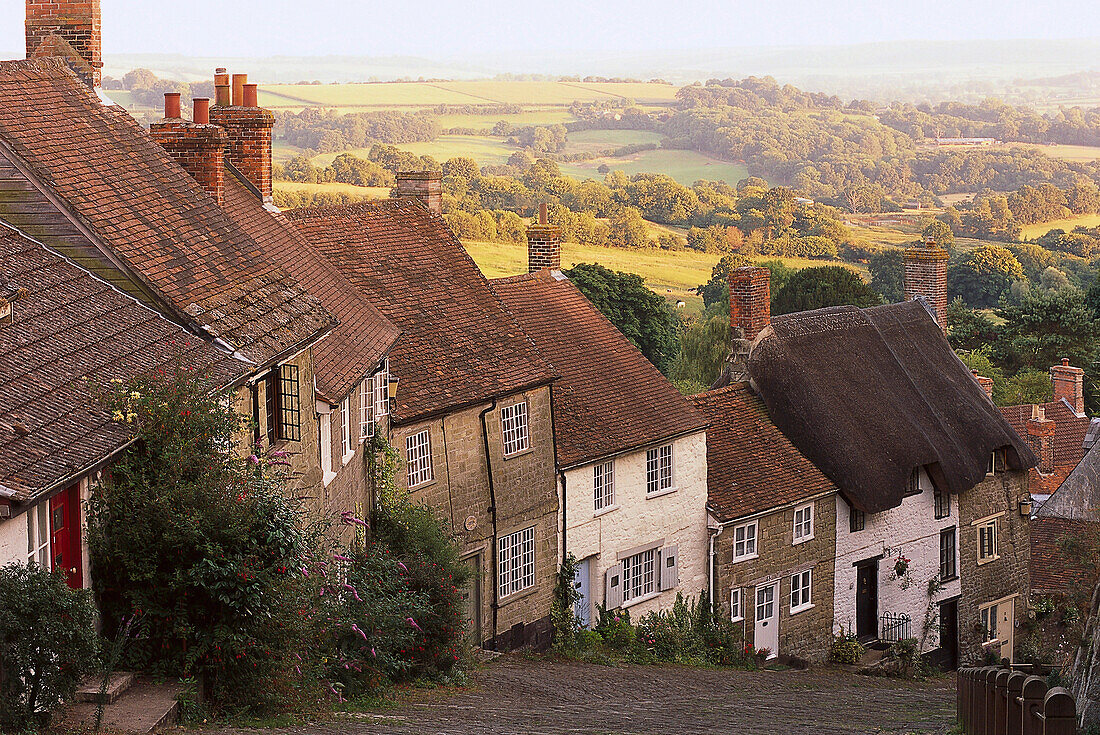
top-left (498, 526), bottom-right (535, 598)
top-left (340, 395), bottom-right (352, 463)
top-left (320, 412), bottom-right (334, 483)
top-left (730, 588), bottom-right (743, 622)
top-left (621, 547), bottom-right (657, 602)
top-left (359, 378), bottom-right (374, 440)
top-left (793, 503), bottom-right (814, 543)
top-left (405, 430), bottom-right (433, 487)
top-left (374, 360), bottom-right (389, 418)
top-left (980, 602), bottom-right (999, 642)
top-left (732, 521), bottom-right (757, 561)
top-left (500, 401), bottom-right (530, 456)
top-left (646, 444), bottom-right (674, 494)
top-left (978, 519), bottom-right (998, 563)
top-left (790, 569), bottom-right (812, 612)
top-left (27, 503), bottom-right (49, 568)
top-left (593, 460), bottom-right (615, 511)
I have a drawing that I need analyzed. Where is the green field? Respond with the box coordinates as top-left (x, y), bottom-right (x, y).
top-left (273, 181), bottom-right (390, 199)
top-left (562, 129), bottom-right (664, 154)
top-left (1021, 214), bottom-right (1100, 239)
top-left (435, 109), bottom-right (576, 130)
top-left (559, 149), bottom-right (750, 186)
top-left (1023, 144), bottom-right (1100, 163)
top-left (311, 135), bottom-right (516, 168)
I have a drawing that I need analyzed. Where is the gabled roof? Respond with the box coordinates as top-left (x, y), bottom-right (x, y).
top-left (748, 301), bottom-right (1037, 513)
top-left (1029, 517), bottom-right (1099, 594)
top-left (0, 226), bottom-right (246, 502)
top-left (490, 269), bottom-right (706, 469)
top-left (286, 200), bottom-right (555, 423)
top-left (0, 58), bottom-right (333, 365)
top-left (1000, 399), bottom-right (1091, 472)
top-left (690, 384), bottom-right (835, 522)
top-left (1037, 442), bottom-right (1100, 522)
top-left (221, 176), bottom-right (400, 400)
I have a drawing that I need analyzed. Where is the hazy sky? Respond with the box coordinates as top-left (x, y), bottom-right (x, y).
top-left (2, 0), bottom-right (1099, 57)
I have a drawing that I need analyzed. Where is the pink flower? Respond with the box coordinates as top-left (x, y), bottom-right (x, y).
top-left (342, 583), bottom-right (362, 602)
top-left (351, 623), bottom-right (368, 641)
top-left (249, 455), bottom-right (260, 465)
top-left (334, 554), bottom-right (352, 563)
top-left (406, 617), bottom-right (422, 632)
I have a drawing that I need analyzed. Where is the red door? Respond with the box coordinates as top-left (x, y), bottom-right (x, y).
top-left (49, 485), bottom-right (83, 589)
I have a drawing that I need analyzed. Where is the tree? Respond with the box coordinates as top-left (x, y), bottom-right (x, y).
top-left (608, 207), bottom-right (650, 249)
top-left (868, 248), bottom-right (905, 302)
top-left (565, 263), bottom-right (681, 375)
top-left (993, 287), bottom-right (1100, 374)
top-left (1000, 369), bottom-right (1055, 406)
top-left (696, 253), bottom-right (754, 309)
top-left (946, 297), bottom-right (999, 352)
top-left (671, 314), bottom-right (731, 391)
top-left (946, 245), bottom-right (1024, 308)
top-left (442, 156), bottom-right (481, 182)
top-left (921, 219), bottom-right (955, 248)
top-left (771, 266), bottom-right (882, 315)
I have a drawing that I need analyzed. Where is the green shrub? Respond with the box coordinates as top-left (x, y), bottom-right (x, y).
top-left (551, 554), bottom-right (582, 653)
top-left (830, 634), bottom-right (866, 665)
top-left (1032, 595), bottom-right (1057, 619)
top-left (636, 611), bottom-right (688, 661)
top-left (595, 605), bottom-right (635, 651)
top-left (0, 563), bottom-right (99, 732)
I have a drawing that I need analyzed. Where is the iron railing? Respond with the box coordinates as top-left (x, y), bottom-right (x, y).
top-left (880, 611), bottom-right (911, 642)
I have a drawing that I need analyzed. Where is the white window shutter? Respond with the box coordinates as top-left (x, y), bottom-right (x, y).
top-left (660, 545), bottom-right (679, 591)
top-left (605, 563), bottom-right (623, 609)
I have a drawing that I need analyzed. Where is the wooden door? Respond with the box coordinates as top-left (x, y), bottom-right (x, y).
top-left (754, 582), bottom-right (779, 659)
top-left (939, 598), bottom-right (959, 670)
top-left (856, 559), bottom-right (879, 641)
top-left (49, 485), bottom-right (83, 589)
top-left (999, 599), bottom-right (1015, 663)
top-left (573, 557), bottom-right (591, 628)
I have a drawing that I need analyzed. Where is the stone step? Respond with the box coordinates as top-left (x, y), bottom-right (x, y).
top-left (62, 678), bottom-right (185, 734)
top-left (74, 670), bottom-right (135, 704)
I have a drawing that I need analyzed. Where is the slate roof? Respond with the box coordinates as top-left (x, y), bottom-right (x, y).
top-left (1037, 442), bottom-right (1100, 522)
top-left (0, 58), bottom-right (333, 365)
top-left (286, 200), bottom-right (555, 423)
top-left (690, 384), bottom-right (836, 522)
top-left (748, 301), bottom-right (1037, 513)
top-left (0, 226), bottom-right (246, 502)
top-left (1029, 517), bottom-right (1099, 594)
top-left (490, 269), bottom-right (706, 469)
top-left (221, 176), bottom-right (400, 401)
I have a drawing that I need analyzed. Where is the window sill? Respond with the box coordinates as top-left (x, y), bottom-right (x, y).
top-left (503, 446), bottom-right (533, 461)
top-left (322, 470), bottom-right (337, 487)
top-left (646, 486), bottom-right (678, 500)
top-left (498, 584), bottom-right (539, 607)
top-left (732, 553), bottom-right (759, 564)
top-left (977, 555), bottom-right (1000, 566)
top-left (341, 451), bottom-right (356, 466)
top-left (793, 534), bottom-right (814, 546)
top-left (623, 590), bottom-right (662, 609)
top-left (731, 615), bottom-right (745, 623)
top-left (409, 478), bottom-right (437, 492)
top-left (594, 503), bottom-right (620, 518)
top-left (790, 603), bottom-right (815, 616)
top-left (941, 575), bottom-right (959, 583)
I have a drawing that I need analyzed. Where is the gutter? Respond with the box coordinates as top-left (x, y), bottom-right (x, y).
top-left (549, 387), bottom-right (566, 567)
top-left (479, 398), bottom-right (500, 649)
top-left (708, 487), bottom-right (837, 528)
top-left (557, 424), bottom-right (709, 473)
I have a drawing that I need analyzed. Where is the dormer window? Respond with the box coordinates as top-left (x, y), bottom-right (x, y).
top-left (987, 449), bottom-right (1005, 476)
top-left (0, 284), bottom-right (22, 325)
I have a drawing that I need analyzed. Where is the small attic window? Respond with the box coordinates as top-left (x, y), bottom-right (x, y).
top-left (0, 283), bottom-right (22, 325)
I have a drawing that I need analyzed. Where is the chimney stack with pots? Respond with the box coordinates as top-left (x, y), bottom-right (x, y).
top-left (526, 203), bottom-right (562, 273)
top-left (1051, 358), bottom-right (1085, 416)
top-left (209, 70), bottom-right (275, 203)
top-left (904, 235), bottom-right (949, 336)
top-left (971, 370), bottom-right (994, 401)
top-left (393, 171), bottom-right (442, 215)
top-left (26, 0), bottom-right (103, 87)
top-left (1027, 405), bottom-right (1056, 475)
top-left (150, 93), bottom-right (229, 206)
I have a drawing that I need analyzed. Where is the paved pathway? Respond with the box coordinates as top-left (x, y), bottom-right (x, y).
top-left (212, 654), bottom-right (957, 734)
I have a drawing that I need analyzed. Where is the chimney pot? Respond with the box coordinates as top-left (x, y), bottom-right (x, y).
top-left (243, 83), bottom-right (259, 108)
top-left (215, 84), bottom-right (231, 107)
top-left (163, 93), bottom-right (181, 119)
top-left (231, 73), bottom-right (247, 106)
top-left (193, 98), bottom-right (210, 125)
top-left (539, 202), bottom-right (548, 225)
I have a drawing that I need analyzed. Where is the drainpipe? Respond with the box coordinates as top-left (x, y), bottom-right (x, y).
top-left (708, 523), bottom-right (723, 614)
top-left (549, 387), bottom-right (565, 566)
top-left (479, 399), bottom-right (500, 648)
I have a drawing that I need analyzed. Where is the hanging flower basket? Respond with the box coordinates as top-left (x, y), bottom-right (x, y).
top-left (894, 556), bottom-right (911, 579)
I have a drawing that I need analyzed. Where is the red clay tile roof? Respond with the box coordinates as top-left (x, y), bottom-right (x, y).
top-left (221, 176), bottom-right (400, 400)
top-left (286, 200), bottom-right (555, 423)
top-left (490, 269), bottom-right (706, 468)
top-left (0, 58), bottom-right (333, 365)
top-left (690, 384), bottom-right (836, 522)
top-left (0, 226), bottom-right (246, 502)
top-left (1029, 517), bottom-right (1099, 594)
top-left (1001, 400), bottom-right (1090, 473)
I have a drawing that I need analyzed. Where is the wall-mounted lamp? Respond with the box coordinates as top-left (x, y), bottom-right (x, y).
top-left (388, 376), bottom-right (400, 400)
top-left (1019, 498), bottom-right (1033, 517)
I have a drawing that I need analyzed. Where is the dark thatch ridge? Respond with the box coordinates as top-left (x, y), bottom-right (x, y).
top-left (747, 300), bottom-right (1037, 513)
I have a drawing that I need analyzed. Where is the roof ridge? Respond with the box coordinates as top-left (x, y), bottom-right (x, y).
top-left (690, 383), bottom-right (751, 402)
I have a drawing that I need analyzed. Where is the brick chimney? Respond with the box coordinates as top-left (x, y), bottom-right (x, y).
top-left (1051, 358), bottom-right (1085, 416)
top-left (150, 94), bottom-right (229, 206)
top-left (209, 71), bottom-right (275, 203)
top-left (904, 235), bottom-right (949, 336)
top-left (394, 171), bottom-right (442, 215)
top-left (26, 0), bottom-right (103, 87)
top-left (527, 203), bottom-right (561, 273)
top-left (1027, 405), bottom-right (1056, 475)
top-left (971, 369), bottom-right (994, 401)
top-left (729, 266), bottom-right (771, 341)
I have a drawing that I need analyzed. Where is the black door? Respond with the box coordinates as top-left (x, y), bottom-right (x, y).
top-left (939, 598), bottom-right (959, 670)
top-left (856, 560), bottom-right (879, 641)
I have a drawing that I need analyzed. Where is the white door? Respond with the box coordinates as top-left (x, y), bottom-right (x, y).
top-left (574, 557), bottom-right (592, 628)
top-left (755, 582), bottom-right (779, 659)
top-left (1000, 599), bottom-right (1015, 663)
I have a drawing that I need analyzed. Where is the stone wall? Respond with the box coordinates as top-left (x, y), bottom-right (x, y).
top-left (564, 431), bottom-right (709, 622)
top-left (715, 493), bottom-right (837, 661)
top-left (391, 385), bottom-right (558, 650)
top-left (957, 468), bottom-right (1031, 663)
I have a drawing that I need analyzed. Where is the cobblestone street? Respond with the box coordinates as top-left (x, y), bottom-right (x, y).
top-left (213, 655), bottom-right (957, 734)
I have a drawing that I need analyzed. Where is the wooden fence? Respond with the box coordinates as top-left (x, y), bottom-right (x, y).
top-left (957, 666), bottom-right (1076, 735)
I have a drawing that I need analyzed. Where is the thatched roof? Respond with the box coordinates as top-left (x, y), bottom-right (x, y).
top-left (747, 301), bottom-right (1037, 513)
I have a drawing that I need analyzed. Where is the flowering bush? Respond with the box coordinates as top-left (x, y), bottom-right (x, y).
top-left (0, 563), bottom-right (99, 731)
top-left (595, 605), bottom-right (635, 651)
top-left (830, 633), bottom-right (865, 665)
top-left (87, 369), bottom-right (328, 712)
